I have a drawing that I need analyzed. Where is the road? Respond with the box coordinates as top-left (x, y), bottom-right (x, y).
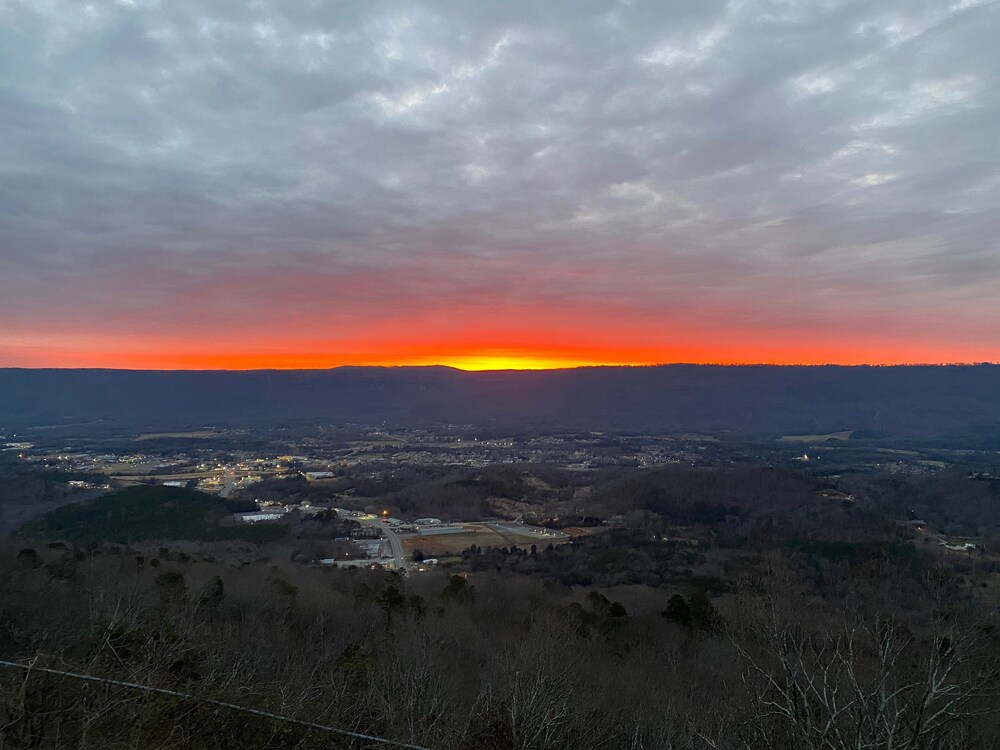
top-left (219, 474), bottom-right (238, 498)
top-left (349, 515), bottom-right (564, 572)
top-left (372, 521), bottom-right (407, 574)
top-left (332, 510), bottom-right (406, 570)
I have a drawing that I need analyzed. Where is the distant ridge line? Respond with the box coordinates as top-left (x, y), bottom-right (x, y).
top-left (2, 364), bottom-right (999, 438)
top-left (0, 362), bottom-right (998, 373)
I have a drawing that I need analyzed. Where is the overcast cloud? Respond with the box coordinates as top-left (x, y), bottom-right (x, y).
top-left (1, 0), bottom-right (998, 365)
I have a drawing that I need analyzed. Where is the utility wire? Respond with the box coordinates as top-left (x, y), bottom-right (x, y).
top-left (0, 658), bottom-right (432, 750)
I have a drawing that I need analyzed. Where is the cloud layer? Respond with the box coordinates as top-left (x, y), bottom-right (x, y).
top-left (2, 0), bottom-right (998, 367)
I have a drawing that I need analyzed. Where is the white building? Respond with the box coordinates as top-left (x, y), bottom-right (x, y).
top-left (235, 511), bottom-right (285, 523)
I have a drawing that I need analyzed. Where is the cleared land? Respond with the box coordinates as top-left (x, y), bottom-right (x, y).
top-left (560, 526), bottom-right (603, 539)
top-left (779, 430), bottom-right (854, 443)
top-left (401, 523), bottom-right (547, 556)
top-left (136, 430), bottom-right (221, 441)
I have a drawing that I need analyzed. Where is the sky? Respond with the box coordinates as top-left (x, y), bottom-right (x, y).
top-left (1, 0), bottom-right (998, 370)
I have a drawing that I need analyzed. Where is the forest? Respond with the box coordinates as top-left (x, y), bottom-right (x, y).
top-left (2, 536), bottom-right (999, 749)
top-left (4, 445), bottom-right (1000, 748)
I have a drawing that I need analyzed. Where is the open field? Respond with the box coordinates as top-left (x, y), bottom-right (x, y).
top-left (779, 430), bottom-right (854, 443)
top-left (561, 526), bottom-right (605, 539)
top-left (136, 430), bottom-right (221, 441)
top-left (400, 524), bottom-right (548, 556)
top-left (401, 531), bottom-right (488, 556)
top-left (101, 470), bottom-right (220, 482)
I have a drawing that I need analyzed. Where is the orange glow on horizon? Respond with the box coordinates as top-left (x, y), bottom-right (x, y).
top-left (1, 312), bottom-right (996, 371)
top-left (414, 354), bottom-right (620, 371)
top-left (0, 347), bottom-right (665, 371)
top-left (0, 341), bottom-right (995, 371)
top-left (3, 280), bottom-right (997, 372)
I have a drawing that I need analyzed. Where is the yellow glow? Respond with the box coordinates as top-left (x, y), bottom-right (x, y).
top-left (436, 355), bottom-right (610, 371)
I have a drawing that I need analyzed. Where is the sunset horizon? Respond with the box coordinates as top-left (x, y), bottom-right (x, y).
top-left (2, 351), bottom-right (998, 372)
top-left (3, 3), bottom-right (1000, 745)
top-left (2, 0), bottom-right (997, 375)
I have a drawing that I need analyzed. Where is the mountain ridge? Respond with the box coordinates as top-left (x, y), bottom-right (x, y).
top-left (1, 364), bottom-right (998, 439)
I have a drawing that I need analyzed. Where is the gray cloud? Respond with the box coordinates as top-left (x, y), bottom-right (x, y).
top-left (1, 0), bottom-right (998, 358)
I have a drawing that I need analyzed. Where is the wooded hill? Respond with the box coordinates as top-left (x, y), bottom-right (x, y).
top-left (19, 485), bottom-right (285, 545)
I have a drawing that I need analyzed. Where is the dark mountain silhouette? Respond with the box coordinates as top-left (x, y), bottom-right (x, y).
top-left (1, 364), bottom-right (999, 439)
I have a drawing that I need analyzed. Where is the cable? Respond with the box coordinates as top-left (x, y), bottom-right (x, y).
top-left (0, 658), bottom-right (432, 750)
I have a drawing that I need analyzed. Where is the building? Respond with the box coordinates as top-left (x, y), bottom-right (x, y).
top-left (235, 511), bottom-right (285, 523)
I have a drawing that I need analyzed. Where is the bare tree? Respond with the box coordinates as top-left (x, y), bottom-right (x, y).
top-left (732, 589), bottom-right (1000, 750)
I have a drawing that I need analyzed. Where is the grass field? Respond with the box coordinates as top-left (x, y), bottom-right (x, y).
top-left (560, 526), bottom-right (603, 539)
top-left (136, 431), bottom-right (221, 441)
top-left (401, 524), bottom-right (547, 556)
top-left (779, 430), bottom-right (854, 443)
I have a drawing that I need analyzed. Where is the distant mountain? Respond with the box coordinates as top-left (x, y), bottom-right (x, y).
top-left (1, 364), bottom-right (999, 440)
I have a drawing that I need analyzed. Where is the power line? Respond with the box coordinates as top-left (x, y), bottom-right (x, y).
top-left (0, 658), bottom-right (432, 750)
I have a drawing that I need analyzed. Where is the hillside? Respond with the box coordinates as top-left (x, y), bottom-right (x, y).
top-left (19, 485), bottom-right (285, 545)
